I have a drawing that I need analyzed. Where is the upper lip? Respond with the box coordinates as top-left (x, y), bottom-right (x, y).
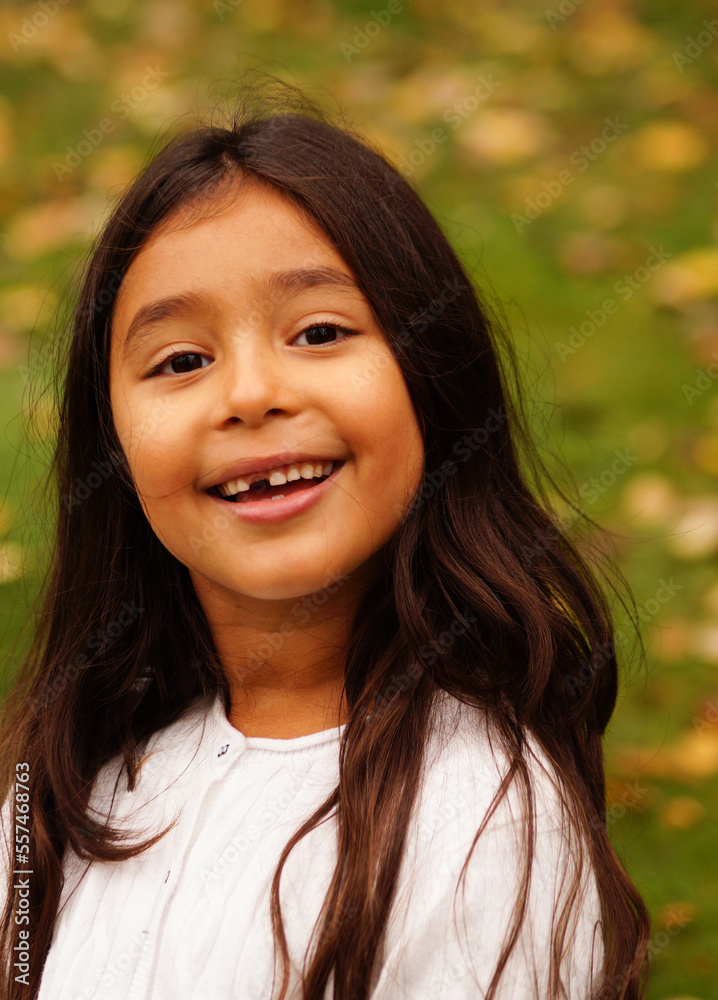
top-left (205, 452), bottom-right (344, 490)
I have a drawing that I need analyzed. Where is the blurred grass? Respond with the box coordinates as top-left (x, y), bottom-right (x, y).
top-left (1, 0), bottom-right (718, 995)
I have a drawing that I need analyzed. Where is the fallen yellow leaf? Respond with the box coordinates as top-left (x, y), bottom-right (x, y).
top-left (0, 542), bottom-right (25, 584)
top-left (650, 247), bottom-right (718, 306)
top-left (661, 796), bottom-right (706, 830)
top-left (614, 728), bottom-right (718, 781)
top-left (631, 122), bottom-right (708, 173)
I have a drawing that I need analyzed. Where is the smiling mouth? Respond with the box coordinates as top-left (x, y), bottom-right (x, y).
top-left (207, 461), bottom-right (345, 503)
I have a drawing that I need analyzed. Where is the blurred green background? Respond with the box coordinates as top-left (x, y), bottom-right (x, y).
top-left (1, 1), bottom-right (717, 995)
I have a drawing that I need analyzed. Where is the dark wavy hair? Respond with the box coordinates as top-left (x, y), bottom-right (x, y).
top-left (0, 77), bottom-right (650, 1000)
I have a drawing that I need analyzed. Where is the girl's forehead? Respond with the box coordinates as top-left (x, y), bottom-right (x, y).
top-left (157, 178), bottom-right (321, 239)
top-left (128, 185), bottom-right (338, 278)
top-left (114, 184), bottom-right (346, 312)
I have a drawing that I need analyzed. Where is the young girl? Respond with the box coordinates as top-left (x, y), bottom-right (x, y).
top-left (1, 82), bottom-right (650, 999)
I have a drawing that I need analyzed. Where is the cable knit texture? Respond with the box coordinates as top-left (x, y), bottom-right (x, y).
top-left (2, 690), bottom-right (604, 999)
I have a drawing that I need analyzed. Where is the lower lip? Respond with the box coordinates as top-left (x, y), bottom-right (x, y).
top-left (206, 462), bottom-right (345, 525)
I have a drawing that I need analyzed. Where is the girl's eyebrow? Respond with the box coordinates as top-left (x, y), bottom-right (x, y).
top-left (119, 266), bottom-right (360, 361)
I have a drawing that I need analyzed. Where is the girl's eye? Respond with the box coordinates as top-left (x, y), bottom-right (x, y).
top-left (150, 352), bottom-right (211, 377)
top-left (146, 323), bottom-right (356, 377)
top-left (293, 323), bottom-right (357, 347)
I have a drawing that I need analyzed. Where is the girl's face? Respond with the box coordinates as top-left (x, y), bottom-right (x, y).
top-left (109, 179), bottom-right (425, 603)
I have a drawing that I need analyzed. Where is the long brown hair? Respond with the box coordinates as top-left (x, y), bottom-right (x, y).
top-left (0, 76), bottom-right (650, 999)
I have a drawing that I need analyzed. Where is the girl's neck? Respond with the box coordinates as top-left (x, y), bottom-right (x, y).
top-left (225, 676), bottom-right (349, 739)
top-left (191, 574), bottom-right (368, 741)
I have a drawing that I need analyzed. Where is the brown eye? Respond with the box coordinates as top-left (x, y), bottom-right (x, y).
top-left (153, 352), bottom-right (211, 377)
top-left (294, 323), bottom-right (357, 347)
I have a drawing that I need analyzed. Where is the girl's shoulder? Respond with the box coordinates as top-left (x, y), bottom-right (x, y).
top-left (87, 688), bottom-right (567, 829)
top-left (418, 687), bottom-right (569, 836)
top-left (81, 687), bottom-right (587, 875)
top-left (87, 695), bottom-right (220, 821)
top-left (372, 690), bottom-right (604, 998)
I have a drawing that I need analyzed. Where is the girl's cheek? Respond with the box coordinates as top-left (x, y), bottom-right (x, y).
top-left (131, 390), bottom-right (180, 442)
top-left (117, 389), bottom-right (178, 452)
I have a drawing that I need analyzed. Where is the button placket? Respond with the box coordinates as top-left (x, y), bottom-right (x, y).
top-left (127, 720), bottom-right (223, 999)
top-left (209, 741), bottom-right (241, 783)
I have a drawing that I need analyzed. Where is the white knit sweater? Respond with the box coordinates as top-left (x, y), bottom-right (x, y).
top-left (3, 690), bottom-right (604, 999)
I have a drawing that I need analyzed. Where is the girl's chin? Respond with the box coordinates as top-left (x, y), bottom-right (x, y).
top-left (186, 566), bottom-right (347, 604)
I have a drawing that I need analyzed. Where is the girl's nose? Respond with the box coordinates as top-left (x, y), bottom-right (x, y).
top-left (210, 342), bottom-right (299, 428)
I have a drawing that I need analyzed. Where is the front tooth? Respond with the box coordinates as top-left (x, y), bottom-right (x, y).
top-left (218, 460), bottom-right (335, 497)
top-left (219, 477), bottom-right (250, 496)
